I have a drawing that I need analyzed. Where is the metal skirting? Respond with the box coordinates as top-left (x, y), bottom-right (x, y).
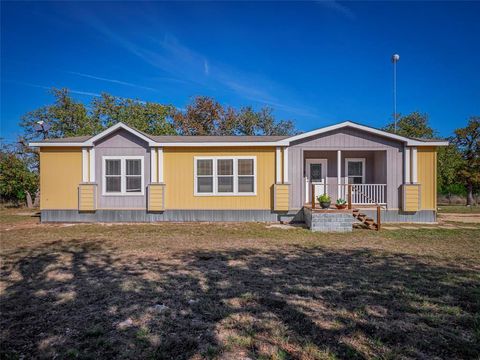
top-left (41, 209), bottom-right (281, 223)
top-left (41, 208), bottom-right (436, 224)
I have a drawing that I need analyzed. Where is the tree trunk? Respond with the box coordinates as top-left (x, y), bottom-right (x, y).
top-left (466, 181), bottom-right (474, 206)
top-left (26, 191), bottom-right (33, 208)
top-left (33, 190), bottom-right (40, 208)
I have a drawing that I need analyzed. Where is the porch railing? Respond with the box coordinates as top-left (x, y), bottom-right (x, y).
top-left (310, 183), bottom-right (387, 206)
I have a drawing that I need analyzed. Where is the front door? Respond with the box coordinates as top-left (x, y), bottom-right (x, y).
top-left (305, 159), bottom-right (327, 203)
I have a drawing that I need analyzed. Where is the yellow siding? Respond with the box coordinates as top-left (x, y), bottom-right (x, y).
top-left (417, 147), bottom-right (437, 210)
top-left (78, 184), bottom-right (96, 211)
top-left (403, 184), bottom-right (420, 212)
top-left (40, 147), bottom-right (82, 210)
top-left (274, 184), bottom-right (290, 211)
top-left (148, 184), bottom-right (165, 211)
top-left (164, 147), bottom-right (276, 210)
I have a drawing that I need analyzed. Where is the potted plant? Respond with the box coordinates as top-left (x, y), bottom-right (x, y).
top-left (317, 194), bottom-right (331, 209)
top-left (335, 198), bottom-right (347, 209)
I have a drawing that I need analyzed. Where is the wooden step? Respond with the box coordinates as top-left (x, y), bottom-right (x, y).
top-left (352, 211), bottom-right (379, 231)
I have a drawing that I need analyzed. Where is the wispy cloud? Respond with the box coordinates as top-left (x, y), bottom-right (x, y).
top-left (203, 59), bottom-right (209, 76)
top-left (316, 1), bottom-right (355, 20)
top-left (6, 80), bottom-right (152, 105)
top-left (67, 71), bottom-right (157, 92)
top-left (80, 12), bottom-right (319, 118)
top-left (6, 80), bottom-right (101, 97)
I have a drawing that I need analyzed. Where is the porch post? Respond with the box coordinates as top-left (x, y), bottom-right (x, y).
top-left (283, 147), bottom-right (289, 183)
top-left (275, 147), bottom-right (282, 184)
top-left (404, 145), bottom-right (411, 184)
top-left (337, 150), bottom-right (341, 199)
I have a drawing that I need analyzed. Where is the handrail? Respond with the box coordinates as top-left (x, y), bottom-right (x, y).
top-left (309, 183), bottom-right (386, 205)
top-left (351, 186), bottom-right (386, 206)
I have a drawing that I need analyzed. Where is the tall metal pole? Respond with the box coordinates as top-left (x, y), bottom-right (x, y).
top-left (391, 54), bottom-right (400, 133)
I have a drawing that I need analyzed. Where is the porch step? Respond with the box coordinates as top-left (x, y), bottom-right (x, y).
top-left (352, 210), bottom-right (378, 231)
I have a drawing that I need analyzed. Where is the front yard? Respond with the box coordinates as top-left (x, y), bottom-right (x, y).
top-left (1, 209), bottom-right (479, 359)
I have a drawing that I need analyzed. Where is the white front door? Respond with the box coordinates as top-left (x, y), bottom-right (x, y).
top-left (305, 159), bottom-right (327, 203)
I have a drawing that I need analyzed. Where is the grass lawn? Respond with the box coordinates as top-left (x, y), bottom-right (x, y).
top-left (1, 208), bottom-right (479, 359)
top-left (438, 204), bottom-right (480, 213)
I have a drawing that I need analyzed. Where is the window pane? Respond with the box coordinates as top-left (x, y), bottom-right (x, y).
top-left (218, 176), bottom-right (233, 192)
top-left (348, 161), bottom-right (363, 176)
top-left (106, 176), bottom-right (121, 192)
top-left (126, 159), bottom-right (141, 175)
top-left (126, 176), bottom-right (142, 192)
top-left (217, 159), bottom-right (233, 175)
top-left (197, 177), bottom-right (213, 193)
top-left (197, 160), bottom-right (213, 176)
top-left (238, 176), bottom-right (254, 193)
top-left (348, 176), bottom-right (363, 184)
top-left (238, 159), bottom-right (254, 175)
top-left (310, 164), bottom-right (322, 182)
top-left (106, 160), bottom-right (121, 175)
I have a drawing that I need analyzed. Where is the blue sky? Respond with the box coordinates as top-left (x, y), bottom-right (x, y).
top-left (1, 1), bottom-right (479, 141)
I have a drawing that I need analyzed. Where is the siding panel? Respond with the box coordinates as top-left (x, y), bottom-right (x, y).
top-left (164, 147), bottom-right (275, 210)
top-left (417, 147), bottom-right (437, 210)
top-left (94, 129), bottom-right (151, 209)
top-left (40, 147), bottom-right (82, 210)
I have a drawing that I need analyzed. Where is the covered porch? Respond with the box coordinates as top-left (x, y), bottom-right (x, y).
top-left (303, 150), bottom-right (387, 206)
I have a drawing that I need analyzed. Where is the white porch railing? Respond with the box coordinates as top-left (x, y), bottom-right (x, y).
top-left (310, 183), bottom-right (387, 205)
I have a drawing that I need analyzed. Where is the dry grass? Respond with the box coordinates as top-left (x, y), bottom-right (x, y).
top-left (1, 208), bottom-right (479, 359)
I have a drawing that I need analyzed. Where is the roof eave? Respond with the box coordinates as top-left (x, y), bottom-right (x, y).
top-left (282, 121), bottom-right (449, 146)
top-left (29, 140), bottom-right (290, 147)
top-left (405, 140), bottom-right (449, 146)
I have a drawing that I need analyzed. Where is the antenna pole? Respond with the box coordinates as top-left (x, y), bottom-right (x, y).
top-left (391, 54), bottom-right (400, 133)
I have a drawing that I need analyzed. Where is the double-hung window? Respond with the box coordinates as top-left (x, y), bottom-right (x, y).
top-left (194, 156), bottom-right (256, 195)
top-left (103, 156), bottom-right (144, 195)
top-left (345, 158), bottom-right (365, 184)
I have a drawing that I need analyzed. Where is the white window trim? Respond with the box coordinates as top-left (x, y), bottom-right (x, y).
top-left (345, 158), bottom-right (366, 184)
top-left (194, 156), bottom-right (257, 196)
top-left (102, 156), bottom-right (144, 196)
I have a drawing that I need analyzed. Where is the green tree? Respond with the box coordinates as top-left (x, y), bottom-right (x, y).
top-left (91, 94), bottom-right (175, 135)
top-left (256, 107), bottom-right (296, 136)
top-left (437, 144), bottom-right (464, 200)
top-left (172, 96), bottom-right (297, 136)
top-left (383, 112), bottom-right (436, 138)
top-left (172, 96), bottom-right (224, 135)
top-left (20, 88), bottom-right (100, 142)
top-left (0, 146), bottom-right (38, 206)
top-left (452, 117), bottom-right (480, 205)
top-left (236, 106), bottom-right (260, 135)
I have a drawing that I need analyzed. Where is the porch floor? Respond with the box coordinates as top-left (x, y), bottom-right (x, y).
top-left (303, 204), bottom-right (354, 213)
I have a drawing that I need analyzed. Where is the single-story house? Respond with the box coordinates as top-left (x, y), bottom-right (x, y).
top-left (30, 121), bottom-right (448, 224)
